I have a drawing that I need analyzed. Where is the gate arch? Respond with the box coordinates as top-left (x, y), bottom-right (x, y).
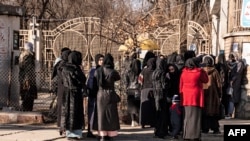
top-left (42, 17), bottom-right (114, 70)
top-left (152, 19), bottom-right (180, 55)
top-left (152, 19), bottom-right (209, 55)
top-left (187, 21), bottom-right (210, 54)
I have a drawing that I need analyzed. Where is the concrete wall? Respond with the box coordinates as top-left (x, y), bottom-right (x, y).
top-left (0, 5), bottom-right (23, 108)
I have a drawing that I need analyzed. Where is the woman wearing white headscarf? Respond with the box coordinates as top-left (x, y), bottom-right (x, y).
top-left (19, 42), bottom-right (37, 111)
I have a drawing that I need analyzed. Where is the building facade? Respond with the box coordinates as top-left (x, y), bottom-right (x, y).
top-left (211, 0), bottom-right (250, 118)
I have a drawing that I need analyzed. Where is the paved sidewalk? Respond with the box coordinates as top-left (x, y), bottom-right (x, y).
top-left (0, 119), bottom-right (249, 141)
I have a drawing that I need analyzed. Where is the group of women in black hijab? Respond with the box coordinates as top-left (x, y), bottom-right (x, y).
top-left (53, 50), bottom-right (120, 141)
top-left (137, 51), bottom-right (183, 139)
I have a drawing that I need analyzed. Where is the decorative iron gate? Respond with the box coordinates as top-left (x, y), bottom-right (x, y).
top-left (152, 19), bottom-right (210, 55)
top-left (15, 17), bottom-right (210, 114)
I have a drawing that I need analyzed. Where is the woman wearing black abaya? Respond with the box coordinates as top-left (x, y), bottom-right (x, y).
top-left (94, 53), bottom-right (121, 141)
top-left (138, 58), bottom-right (156, 128)
top-left (152, 57), bottom-right (168, 138)
top-left (61, 51), bottom-right (86, 139)
top-left (51, 48), bottom-right (71, 135)
top-left (125, 53), bottom-right (142, 127)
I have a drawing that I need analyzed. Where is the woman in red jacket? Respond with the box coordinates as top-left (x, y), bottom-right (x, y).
top-left (179, 58), bottom-right (208, 141)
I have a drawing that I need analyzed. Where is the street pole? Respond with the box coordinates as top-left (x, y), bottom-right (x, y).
top-left (29, 15), bottom-right (41, 89)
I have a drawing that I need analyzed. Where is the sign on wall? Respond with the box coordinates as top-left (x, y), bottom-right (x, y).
top-left (232, 43), bottom-right (239, 52)
top-left (241, 0), bottom-right (250, 27)
top-left (13, 30), bottom-right (19, 50)
top-left (242, 43), bottom-right (250, 65)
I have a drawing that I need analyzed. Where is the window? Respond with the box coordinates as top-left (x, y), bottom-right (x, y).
top-left (233, 0), bottom-right (242, 29)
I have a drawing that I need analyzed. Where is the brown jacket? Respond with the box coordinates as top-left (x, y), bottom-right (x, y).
top-left (203, 67), bottom-right (222, 116)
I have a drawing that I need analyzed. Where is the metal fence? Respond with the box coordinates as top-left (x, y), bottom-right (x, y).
top-left (0, 70), bottom-right (54, 111)
top-left (0, 69), bottom-right (128, 122)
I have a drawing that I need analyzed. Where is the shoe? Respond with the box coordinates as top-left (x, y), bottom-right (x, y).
top-left (225, 114), bottom-right (233, 119)
top-left (67, 137), bottom-right (82, 140)
top-left (170, 136), bottom-right (178, 140)
top-left (86, 132), bottom-right (96, 138)
top-left (153, 135), bottom-right (165, 139)
top-left (59, 129), bottom-right (65, 136)
top-left (131, 120), bottom-right (139, 127)
top-left (213, 130), bottom-right (221, 134)
top-left (99, 136), bottom-right (105, 141)
top-left (131, 121), bottom-right (135, 127)
top-left (202, 130), bottom-right (209, 134)
top-left (108, 136), bottom-right (114, 141)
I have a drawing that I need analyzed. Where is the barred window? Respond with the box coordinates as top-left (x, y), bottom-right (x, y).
top-left (233, 0), bottom-right (242, 28)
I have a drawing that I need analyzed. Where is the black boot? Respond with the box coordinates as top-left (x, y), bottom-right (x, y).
top-left (87, 131), bottom-right (96, 138)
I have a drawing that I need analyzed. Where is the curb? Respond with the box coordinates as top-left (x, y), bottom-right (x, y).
top-left (0, 111), bottom-right (43, 124)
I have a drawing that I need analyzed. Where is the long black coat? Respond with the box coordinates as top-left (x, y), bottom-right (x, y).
top-left (138, 58), bottom-right (156, 126)
top-left (61, 51), bottom-right (86, 131)
top-left (51, 50), bottom-right (71, 127)
top-left (227, 60), bottom-right (244, 103)
top-left (152, 57), bottom-right (168, 137)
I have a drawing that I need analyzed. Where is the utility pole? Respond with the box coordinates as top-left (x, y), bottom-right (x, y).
top-left (29, 16), bottom-right (40, 60)
top-left (29, 15), bottom-right (41, 89)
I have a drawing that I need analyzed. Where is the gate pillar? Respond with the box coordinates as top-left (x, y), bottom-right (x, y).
top-left (0, 5), bottom-right (23, 108)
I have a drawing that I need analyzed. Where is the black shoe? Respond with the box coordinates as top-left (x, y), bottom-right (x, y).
top-left (67, 137), bottom-right (82, 140)
top-left (87, 132), bottom-right (96, 138)
top-left (213, 130), bottom-right (221, 134)
top-left (59, 129), bottom-right (65, 136)
top-left (202, 130), bottom-right (209, 133)
top-left (170, 136), bottom-right (178, 140)
top-left (153, 135), bottom-right (165, 139)
top-left (108, 137), bottom-right (114, 141)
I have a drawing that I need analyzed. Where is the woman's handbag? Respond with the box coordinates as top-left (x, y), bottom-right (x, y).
top-left (227, 86), bottom-right (233, 96)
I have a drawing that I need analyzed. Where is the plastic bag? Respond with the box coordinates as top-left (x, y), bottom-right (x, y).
top-left (227, 87), bottom-right (233, 96)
